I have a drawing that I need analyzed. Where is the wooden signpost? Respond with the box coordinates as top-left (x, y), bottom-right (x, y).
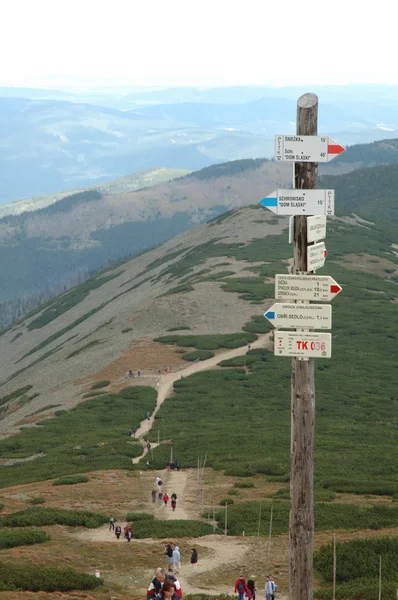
top-left (259, 93), bottom-right (345, 600)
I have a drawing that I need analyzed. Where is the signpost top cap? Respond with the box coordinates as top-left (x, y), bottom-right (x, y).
top-left (298, 93), bottom-right (318, 108)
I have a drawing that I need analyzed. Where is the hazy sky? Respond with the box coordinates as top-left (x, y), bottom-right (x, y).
top-left (2, 0), bottom-right (397, 89)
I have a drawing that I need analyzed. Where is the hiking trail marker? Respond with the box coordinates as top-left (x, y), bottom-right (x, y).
top-left (274, 331), bottom-right (332, 358)
top-left (260, 189), bottom-right (334, 216)
top-left (275, 274), bottom-right (342, 302)
top-left (307, 242), bottom-right (327, 271)
top-left (264, 302), bottom-right (332, 329)
top-left (307, 215), bottom-right (327, 243)
top-left (275, 135), bottom-right (345, 163)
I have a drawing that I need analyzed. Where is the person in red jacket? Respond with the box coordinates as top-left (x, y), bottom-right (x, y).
top-left (163, 492), bottom-right (169, 506)
top-left (234, 575), bottom-right (249, 600)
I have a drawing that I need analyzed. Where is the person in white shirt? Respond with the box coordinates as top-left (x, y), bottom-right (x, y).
top-left (265, 576), bottom-right (273, 600)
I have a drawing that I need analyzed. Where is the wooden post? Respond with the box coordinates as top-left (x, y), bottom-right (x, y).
top-left (268, 502), bottom-right (274, 556)
top-left (225, 503), bottom-right (228, 536)
top-left (213, 505), bottom-right (216, 533)
top-left (289, 93), bottom-right (318, 600)
top-left (257, 502), bottom-right (262, 537)
top-left (378, 555), bottom-right (382, 600)
top-left (333, 534), bottom-right (336, 600)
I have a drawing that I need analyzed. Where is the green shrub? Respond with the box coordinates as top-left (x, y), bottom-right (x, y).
top-left (154, 332), bottom-right (257, 351)
top-left (167, 326), bottom-right (191, 331)
top-left (1, 507), bottom-right (107, 528)
top-left (125, 512), bottom-right (155, 522)
top-left (0, 385), bottom-right (33, 408)
top-left (183, 350), bottom-right (215, 361)
top-left (234, 482), bottom-right (255, 489)
top-left (314, 579), bottom-right (397, 600)
top-left (0, 562), bottom-right (103, 592)
top-left (122, 328), bottom-right (132, 333)
top-left (82, 390), bottom-right (108, 398)
top-left (0, 529), bottom-right (50, 549)
top-left (132, 520), bottom-right (220, 538)
top-left (29, 497), bottom-right (45, 505)
top-left (220, 498), bottom-right (234, 506)
top-left (91, 380), bottom-right (110, 390)
top-left (52, 475), bottom-right (89, 486)
top-left (228, 489), bottom-right (239, 496)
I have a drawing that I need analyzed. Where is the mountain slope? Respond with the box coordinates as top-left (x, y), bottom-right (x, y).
top-left (1, 202), bottom-right (397, 434)
top-left (0, 159), bottom-right (292, 313)
top-left (321, 162), bottom-right (398, 223)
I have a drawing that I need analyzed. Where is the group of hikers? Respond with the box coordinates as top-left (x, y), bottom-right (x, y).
top-left (109, 518), bottom-right (134, 541)
top-left (153, 477), bottom-right (177, 511)
top-left (234, 575), bottom-right (278, 600)
top-left (146, 547), bottom-right (198, 598)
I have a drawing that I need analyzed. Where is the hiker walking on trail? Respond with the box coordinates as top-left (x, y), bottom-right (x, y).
top-left (163, 492), bottom-right (169, 506)
top-left (172, 546), bottom-right (180, 574)
top-left (115, 525), bottom-right (122, 539)
top-left (147, 441), bottom-right (151, 453)
top-left (147, 411), bottom-right (151, 421)
top-left (165, 542), bottom-right (174, 572)
top-left (109, 517), bottom-right (115, 531)
top-left (146, 567), bottom-right (182, 600)
top-left (265, 576), bottom-right (273, 600)
top-left (191, 548), bottom-right (198, 573)
top-left (171, 492), bottom-right (177, 512)
top-left (154, 580), bottom-right (179, 600)
top-left (234, 575), bottom-right (249, 600)
top-left (158, 491), bottom-right (163, 504)
top-left (247, 576), bottom-right (256, 600)
top-left (270, 577), bottom-right (277, 600)
top-left (152, 489), bottom-right (157, 503)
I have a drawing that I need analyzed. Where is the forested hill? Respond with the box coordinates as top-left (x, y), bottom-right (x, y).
top-left (321, 162), bottom-right (398, 223)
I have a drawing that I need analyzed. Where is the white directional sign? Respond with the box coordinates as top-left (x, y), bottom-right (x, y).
top-left (274, 331), bottom-right (332, 358)
top-left (307, 242), bottom-right (326, 271)
top-left (275, 135), bottom-right (345, 163)
top-left (264, 303), bottom-right (332, 329)
top-left (259, 189), bottom-right (334, 216)
top-left (275, 274), bottom-right (342, 302)
top-left (307, 215), bottom-right (327, 243)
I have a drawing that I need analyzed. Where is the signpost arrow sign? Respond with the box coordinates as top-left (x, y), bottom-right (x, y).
top-left (307, 215), bottom-right (327, 243)
top-left (275, 135), bottom-right (345, 163)
top-left (275, 274), bottom-right (342, 302)
top-left (259, 189), bottom-right (334, 216)
top-left (274, 331), bottom-right (332, 358)
top-left (264, 302), bottom-right (332, 330)
top-left (307, 242), bottom-right (327, 271)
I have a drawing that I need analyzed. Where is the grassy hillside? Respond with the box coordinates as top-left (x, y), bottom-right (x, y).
top-left (322, 162), bottom-right (398, 222)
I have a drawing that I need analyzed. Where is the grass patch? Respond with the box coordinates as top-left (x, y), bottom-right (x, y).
top-left (163, 284), bottom-right (194, 295)
top-left (167, 326), bottom-right (191, 331)
top-left (0, 562), bottom-right (103, 592)
top-left (234, 481), bottom-right (255, 489)
top-left (0, 386), bottom-right (156, 487)
top-left (243, 315), bottom-right (273, 334)
top-left (183, 350), bottom-right (215, 361)
top-left (91, 380), bottom-right (110, 390)
top-left (66, 339), bottom-right (102, 359)
top-left (132, 520), bottom-right (220, 538)
top-left (30, 404), bottom-right (59, 415)
top-left (27, 271), bottom-right (123, 330)
top-left (1, 507), bottom-right (108, 528)
top-left (29, 497), bottom-right (45, 505)
top-left (314, 537), bottom-right (398, 600)
top-left (220, 498), bottom-right (234, 506)
top-left (122, 327), bottom-right (132, 333)
top-left (10, 332), bottom-right (23, 342)
top-left (0, 385), bottom-right (33, 408)
top-left (154, 332), bottom-right (257, 351)
top-left (126, 512), bottom-right (155, 522)
top-left (0, 529), bottom-right (50, 549)
top-left (214, 501), bottom-right (398, 535)
top-left (52, 475), bottom-right (89, 486)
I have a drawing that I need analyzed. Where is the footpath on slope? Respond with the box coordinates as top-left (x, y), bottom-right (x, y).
top-left (72, 335), bottom-right (273, 594)
top-left (132, 332), bottom-right (272, 461)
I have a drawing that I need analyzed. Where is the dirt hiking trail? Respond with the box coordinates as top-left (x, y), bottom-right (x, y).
top-left (70, 335), bottom-right (281, 595)
top-left (132, 333), bottom-right (272, 462)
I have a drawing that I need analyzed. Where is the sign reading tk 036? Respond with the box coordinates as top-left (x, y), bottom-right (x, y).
top-left (274, 331), bottom-right (332, 358)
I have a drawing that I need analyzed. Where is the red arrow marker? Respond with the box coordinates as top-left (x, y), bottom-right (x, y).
top-left (330, 284), bottom-right (342, 294)
top-left (324, 249), bottom-right (328, 258)
top-left (328, 144), bottom-right (345, 155)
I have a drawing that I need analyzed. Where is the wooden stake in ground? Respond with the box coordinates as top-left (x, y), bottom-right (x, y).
top-left (289, 93), bottom-right (318, 600)
top-left (333, 534), bottom-right (336, 600)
